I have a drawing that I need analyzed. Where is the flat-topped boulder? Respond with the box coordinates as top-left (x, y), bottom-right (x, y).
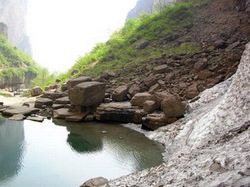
top-left (67, 76), bottom-right (92, 90)
top-left (27, 116), bottom-right (45, 123)
top-left (53, 108), bottom-right (75, 119)
top-left (69, 81), bottom-right (105, 107)
top-left (95, 102), bottom-right (138, 123)
top-left (35, 98), bottom-right (53, 108)
top-left (54, 96), bottom-right (70, 104)
top-left (52, 104), bottom-right (67, 110)
top-left (2, 106), bottom-right (39, 117)
top-left (41, 91), bottom-right (65, 101)
top-left (9, 114), bottom-right (26, 121)
top-left (53, 108), bottom-right (88, 122)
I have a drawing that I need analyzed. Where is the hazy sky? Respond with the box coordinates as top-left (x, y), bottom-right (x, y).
top-left (26, 0), bottom-right (137, 73)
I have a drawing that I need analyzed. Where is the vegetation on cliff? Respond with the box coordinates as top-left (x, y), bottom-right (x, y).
top-left (60, 1), bottom-right (203, 81)
top-left (0, 34), bottom-right (40, 86)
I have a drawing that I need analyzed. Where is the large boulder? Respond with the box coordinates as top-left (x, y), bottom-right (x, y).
top-left (95, 102), bottom-right (139, 123)
top-left (30, 86), bottom-right (43, 97)
top-left (34, 98), bottom-right (53, 108)
top-left (143, 100), bottom-right (159, 113)
top-left (69, 81), bottom-right (105, 107)
top-left (112, 85), bottom-right (128, 102)
top-left (161, 94), bottom-right (186, 118)
top-left (142, 113), bottom-right (177, 130)
top-left (185, 83), bottom-right (199, 99)
top-left (67, 76), bottom-right (92, 90)
top-left (130, 92), bottom-right (154, 107)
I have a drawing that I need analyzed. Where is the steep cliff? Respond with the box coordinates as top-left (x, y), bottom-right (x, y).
top-left (127, 0), bottom-right (175, 19)
top-left (127, 0), bottom-right (155, 19)
top-left (0, 34), bottom-right (39, 90)
top-left (0, 0), bottom-right (32, 54)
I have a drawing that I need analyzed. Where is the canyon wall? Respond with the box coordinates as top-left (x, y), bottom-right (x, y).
top-left (0, 0), bottom-right (32, 54)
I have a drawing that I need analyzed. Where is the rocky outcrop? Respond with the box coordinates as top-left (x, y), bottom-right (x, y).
top-left (0, 0), bottom-right (32, 54)
top-left (0, 22), bottom-right (7, 37)
top-left (127, 0), bottom-right (154, 19)
top-left (107, 42), bottom-right (250, 187)
top-left (127, 0), bottom-right (175, 19)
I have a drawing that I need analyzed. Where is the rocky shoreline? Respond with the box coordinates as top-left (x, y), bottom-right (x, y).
top-left (98, 43), bottom-right (250, 187)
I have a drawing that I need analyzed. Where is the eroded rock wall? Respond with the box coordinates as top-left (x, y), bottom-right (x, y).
top-left (0, 0), bottom-right (32, 54)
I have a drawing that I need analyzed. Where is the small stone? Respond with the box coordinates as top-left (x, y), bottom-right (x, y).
top-left (27, 116), bottom-right (45, 123)
top-left (153, 64), bottom-right (171, 74)
top-left (30, 86), bottom-right (43, 97)
top-left (80, 177), bottom-right (108, 187)
top-left (9, 114), bottom-right (25, 121)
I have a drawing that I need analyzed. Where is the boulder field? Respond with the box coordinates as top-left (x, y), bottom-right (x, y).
top-left (0, 70), bottom-right (188, 131)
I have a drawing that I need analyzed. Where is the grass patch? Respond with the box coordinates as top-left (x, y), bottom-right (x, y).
top-left (59, 0), bottom-right (204, 80)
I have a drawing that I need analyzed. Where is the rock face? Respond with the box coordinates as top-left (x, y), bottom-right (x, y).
top-left (127, 0), bottom-right (175, 19)
top-left (0, 22), bottom-right (7, 37)
top-left (0, 0), bottom-right (32, 54)
top-left (127, 0), bottom-right (154, 19)
top-left (69, 81), bottom-right (105, 107)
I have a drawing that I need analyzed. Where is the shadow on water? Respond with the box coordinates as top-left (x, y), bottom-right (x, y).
top-left (0, 117), bottom-right (25, 183)
top-left (54, 119), bottom-right (164, 171)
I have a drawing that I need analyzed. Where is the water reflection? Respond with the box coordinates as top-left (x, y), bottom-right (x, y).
top-left (67, 133), bottom-right (103, 153)
top-left (56, 120), bottom-right (164, 171)
top-left (0, 118), bottom-right (25, 183)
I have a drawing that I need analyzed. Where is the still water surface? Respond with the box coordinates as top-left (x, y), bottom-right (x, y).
top-left (0, 118), bottom-right (163, 187)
